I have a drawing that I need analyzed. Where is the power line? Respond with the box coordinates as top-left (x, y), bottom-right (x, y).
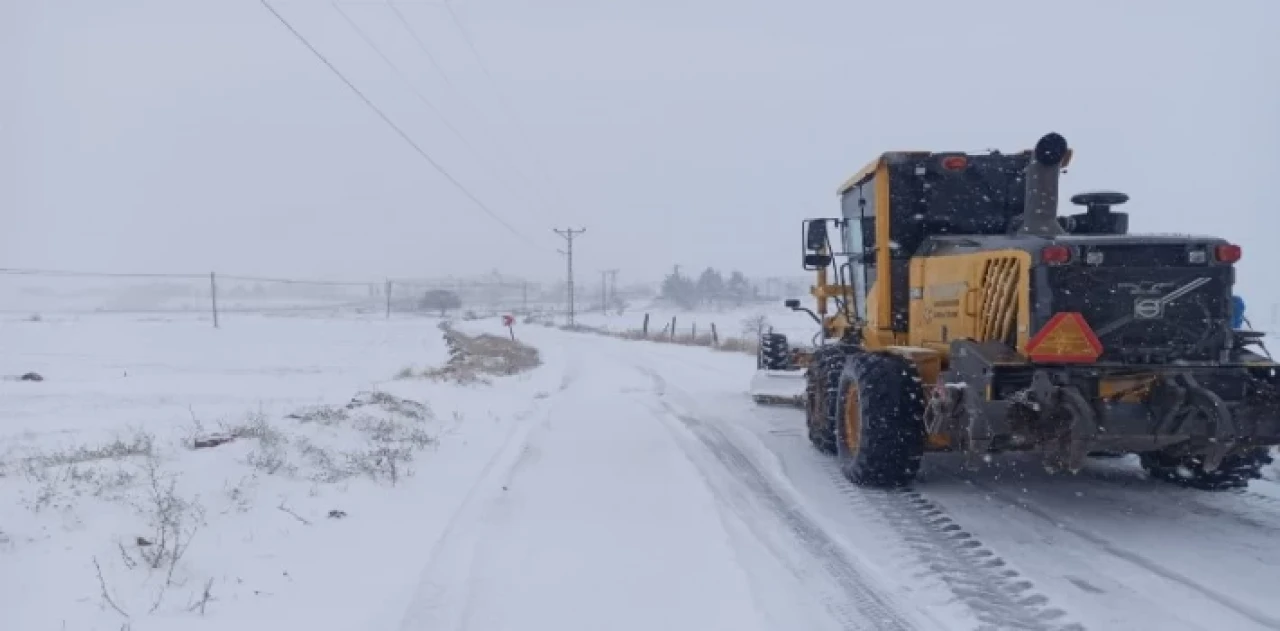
top-left (437, 0), bottom-right (582, 224)
top-left (0, 268), bottom-right (204, 279)
top-left (384, 0), bottom-right (458, 91)
top-left (385, 1), bottom-right (564, 224)
top-left (329, 1), bottom-right (550, 220)
top-left (258, 0), bottom-right (544, 251)
top-left (217, 273), bottom-right (373, 287)
top-left (553, 227), bottom-right (585, 326)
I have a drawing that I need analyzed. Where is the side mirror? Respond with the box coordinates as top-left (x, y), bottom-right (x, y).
top-left (784, 299), bottom-right (801, 310)
top-left (805, 220), bottom-right (829, 251)
top-left (804, 253), bottom-right (832, 269)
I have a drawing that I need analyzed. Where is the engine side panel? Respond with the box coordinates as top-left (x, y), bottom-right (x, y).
top-left (909, 249), bottom-right (1032, 359)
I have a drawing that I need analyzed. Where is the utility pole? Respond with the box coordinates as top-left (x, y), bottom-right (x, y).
top-left (553, 227), bottom-right (586, 326)
top-left (600, 270), bottom-right (608, 313)
top-left (602, 268), bottom-right (619, 312)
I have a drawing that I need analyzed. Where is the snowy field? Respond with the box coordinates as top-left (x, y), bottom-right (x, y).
top-left (5, 312), bottom-right (1280, 630)
top-left (569, 300), bottom-right (818, 345)
top-left (0, 313), bottom-right (560, 630)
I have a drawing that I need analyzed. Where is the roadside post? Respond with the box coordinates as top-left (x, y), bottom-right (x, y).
top-left (502, 314), bottom-right (515, 340)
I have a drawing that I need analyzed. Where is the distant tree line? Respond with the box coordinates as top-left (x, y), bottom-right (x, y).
top-left (659, 268), bottom-right (757, 310)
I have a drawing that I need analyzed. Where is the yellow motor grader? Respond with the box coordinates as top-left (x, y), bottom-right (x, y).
top-left (753, 132), bottom-right (1279, 489)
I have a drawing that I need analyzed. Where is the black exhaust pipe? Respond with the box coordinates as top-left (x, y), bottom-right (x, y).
top-left (1017, 133), bottom-right (1070, 238)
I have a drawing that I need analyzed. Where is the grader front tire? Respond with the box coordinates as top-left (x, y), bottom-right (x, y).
top-left (834, 353), bottom-right (926, 487)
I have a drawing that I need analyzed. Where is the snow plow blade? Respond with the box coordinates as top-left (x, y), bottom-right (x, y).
top-left (749, 369), bottom-right (806, 407)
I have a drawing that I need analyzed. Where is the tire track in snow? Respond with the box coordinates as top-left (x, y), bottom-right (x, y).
top-left (958, 475), bottom-right (1280, 630)
top-left (621, 350), bottom-right (1082, 631)
top-left (821, 473), bottom-right (1084, 631)
top-left (395, 357), bottom-right (575, 631)
top-left (636, 365), bottom-right (917, 631)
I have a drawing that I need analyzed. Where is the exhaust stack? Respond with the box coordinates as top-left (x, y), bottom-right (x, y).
top-left (1017, 133), bottom-right (1070, 237)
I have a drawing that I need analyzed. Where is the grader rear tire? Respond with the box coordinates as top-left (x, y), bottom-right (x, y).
top-left (834, 353), bottom-right (926, 487)
top-left (758, 332), bottom-right (791, 370)
top-left (1140, 448), bottom-right (1274, 490)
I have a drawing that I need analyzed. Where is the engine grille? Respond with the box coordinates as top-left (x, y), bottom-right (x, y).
top-left (1045, 264), bottom-right (1230, 363)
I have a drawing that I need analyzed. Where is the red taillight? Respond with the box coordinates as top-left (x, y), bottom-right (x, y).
top-left (941, 155), bottom-right (967, 171)
top-left (1215, 243), bottom-right (1242, 264)
top-left (1041, 245), bottom-right (1071, 265)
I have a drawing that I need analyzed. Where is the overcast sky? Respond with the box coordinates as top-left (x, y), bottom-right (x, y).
top-left (4, 0), bottom-right (1278, 292)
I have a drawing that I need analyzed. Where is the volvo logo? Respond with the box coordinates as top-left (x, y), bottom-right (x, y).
top-left (1134, 298), bottom-right (1164, 319)
top-left (1128, 278), bottom-right (1210, 321)
top-left (1096, 277), bottom-right (1212, 336)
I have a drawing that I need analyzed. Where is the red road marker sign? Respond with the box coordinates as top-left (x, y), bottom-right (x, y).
top-left (502, 314), bottom-right (515, 340)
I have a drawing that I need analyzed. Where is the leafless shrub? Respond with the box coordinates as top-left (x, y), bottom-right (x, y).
top-left (183, 408), bottom-right (236, 450)
top-left (93, 557), bottom-right (130, 620)
top-left (186, 578), bottom-right (216, 616)
top-left (128, 456), bottom-right (205, 574)
top-left (65, 464), bottom-right (136, 497)
top-left (17, 431), bottom-right (152, 511)
top-left (244, 441), bottom-right (292, 476)
top-left (220, 413), bottom-right (294, 476)
top-left (742, 314), bottom-right (770, 339)
top-left (291, 409), bottom-right (436, 486)
top-left (106, 455), bottom-right (206, 613)
top-left (23, 430), bottom-right (155, 471)
top-left (295, 437), bottom-right (351, 484)
top-left (338, 414), bottom-right (436, 485)
top-left (286, 404), bottom-right (351, 426)
top-left (222, 475), bottom-right (256, 514)
top-left (348, 391), bottom-right (431, 421)
top-left (277, 500), bottom-right (311, 525)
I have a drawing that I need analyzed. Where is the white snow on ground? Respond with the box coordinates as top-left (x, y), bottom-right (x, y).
top-left (6, 312), bottom-right (1280, 631)
top-left (0, 314), bottom-right (560, 630)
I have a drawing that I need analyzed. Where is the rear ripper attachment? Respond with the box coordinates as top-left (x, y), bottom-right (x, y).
top-left (777, 130), bottom-right (1280, 489)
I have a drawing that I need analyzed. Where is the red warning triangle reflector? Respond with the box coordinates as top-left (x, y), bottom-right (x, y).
top-left (1025, 312), bottom-right (1103, 363)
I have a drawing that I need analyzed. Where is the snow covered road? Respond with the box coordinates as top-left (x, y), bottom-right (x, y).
top-left (394, 330), bottom-right (928, 631)
top-left (401, 322), bottom-right (1280, 631)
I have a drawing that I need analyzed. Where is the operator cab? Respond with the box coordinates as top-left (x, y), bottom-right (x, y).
top-left (836, 145), bottom-right (1135, 333)
top-left (838, 148), bottom-right (1057, 330)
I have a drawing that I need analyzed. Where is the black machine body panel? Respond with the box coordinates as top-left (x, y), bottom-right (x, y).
top-left (1033, 234), bottom-right (1236, 364)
